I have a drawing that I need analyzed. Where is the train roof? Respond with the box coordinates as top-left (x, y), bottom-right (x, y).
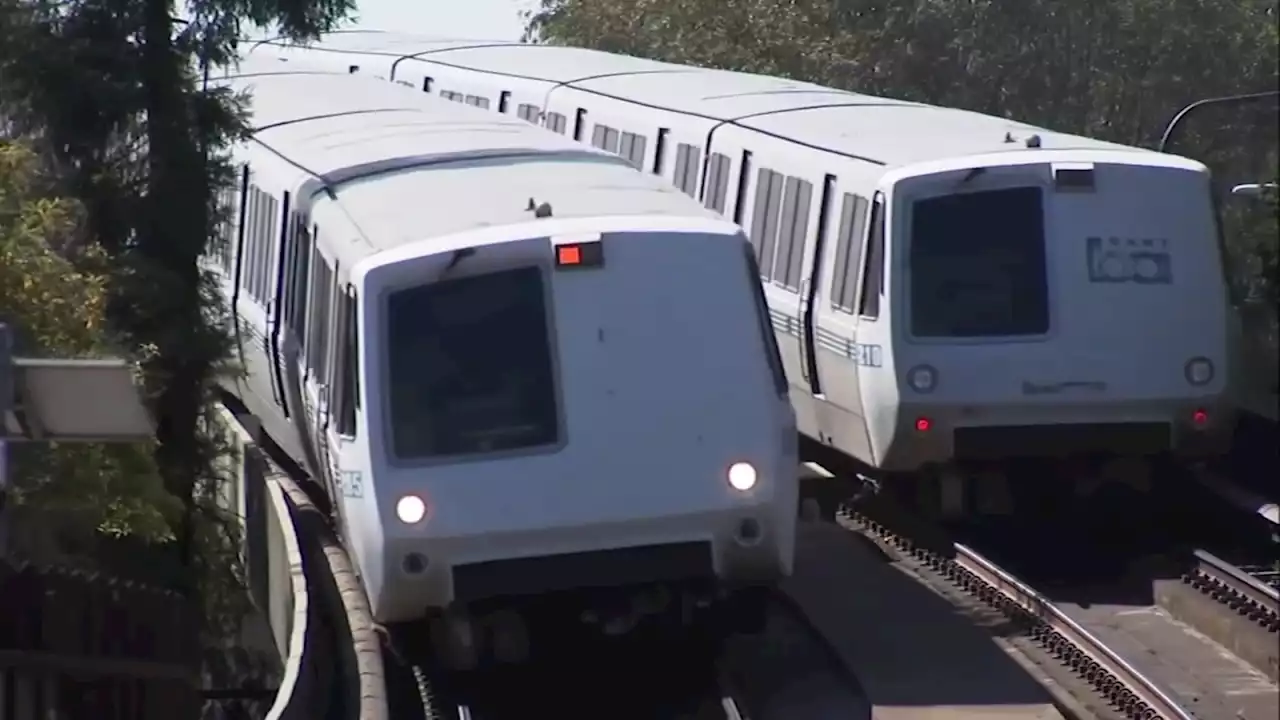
top-left (264, 32), bottom-right (1164, 168)
top-left (215, 63), bottom-right (723, 264)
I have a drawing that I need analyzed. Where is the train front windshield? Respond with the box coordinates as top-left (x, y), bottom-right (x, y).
top-left (908, 186), bottom-right (1050, 339)
top-left (385, 266), bottom-right (560, 459)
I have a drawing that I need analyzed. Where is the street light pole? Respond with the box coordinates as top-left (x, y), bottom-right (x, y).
top-left (1159, 90), bottom-right (1280, 154)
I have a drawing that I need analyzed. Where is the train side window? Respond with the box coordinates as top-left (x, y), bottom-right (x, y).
top-left (857, 194), bottom-right (886, 319)
top-left (732, 150), bottom-right (752, 225)
top-left (215, 183), bottom-right (238, 275)
top-left (603, 127), bottom-right (620, 154)
top-left (673, 144), bottom-right (700, 196)
top-left (333, 287), bottom-right (360, 436)
top-left (624, 132), bottom-right (646, 170)
top-left (422, 77), bottom-right (433, 93)
top-left (241, 187), bottom-right (257, 296)
top-left (264, 193), bottom-right (280, 304)
top-left (518, 103), bottom-right (539, 122)
top-left (474, 96), bottom-right (491, 110)
top-left (498, 91), bottom-right (510, 114)
top-left (681, 145), bottom-right (701, 196)
top-left (774, 176), bottom-right (812, 291)
top-left (275, 193), bottom-right (294, 319)
top-left (653, 128), bottom-right (668, 175)
top-left (257, 190), bottom-right (271, 302)
top-left (619, 132), bottom-right (634, 164)
top-left (702, 153), bottom-right (731, 214)
top-left (832, 193), bottom-right (869, 313)
top-left (257, 193), bottom-right (275, 303)
top-left (573, 108), bottom-right (587, 142)
top-left (750, 168), bottom-right (784, 273)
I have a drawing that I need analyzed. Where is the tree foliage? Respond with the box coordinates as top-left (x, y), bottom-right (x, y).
top-left (0, 140), bottom-right (179, 559)
top-left (0, 0), bottom-right (356, 691)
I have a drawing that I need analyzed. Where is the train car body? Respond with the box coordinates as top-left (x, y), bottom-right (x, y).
top-left (249, 32), bottom-right (1236, 515)
top-left (208, 58), bottom-right (798, 668)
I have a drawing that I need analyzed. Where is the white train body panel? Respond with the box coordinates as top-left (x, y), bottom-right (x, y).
top-left (208, 61), bottom-right (797, 624)
top-left (248, 32), bottom-right (1235, 475)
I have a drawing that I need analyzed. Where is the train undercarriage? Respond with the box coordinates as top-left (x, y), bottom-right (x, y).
top-left (398, 581), bottom-right (772, 673)
top-left (799, 434), bottom-right (1214, 522)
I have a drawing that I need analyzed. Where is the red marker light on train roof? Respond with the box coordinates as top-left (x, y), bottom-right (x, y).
top-left (554, 240), bottom-right (605, 270)
top-left (557, 245), bottom-right (581, 266)
top-left (915, 417), bottom-right (932, 432)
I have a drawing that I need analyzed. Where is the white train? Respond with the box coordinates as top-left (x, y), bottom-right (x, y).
top-left (208, 58), bottom-right (798, 669)
top-left (249, 31), bottom-right (1238, 514)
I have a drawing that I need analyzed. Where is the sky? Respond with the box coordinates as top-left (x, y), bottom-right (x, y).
top-left (338, 0), bottom-right (536, 41)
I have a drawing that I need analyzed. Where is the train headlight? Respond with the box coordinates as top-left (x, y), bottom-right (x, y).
top-left (727, 462), bottom-right (757, 492)
top-left (396, 495), bottom-right (428, 524)
top-left (1184, 357), bottom-right (1214, 386)
top-left (906, 364), bottom-right (938, 393)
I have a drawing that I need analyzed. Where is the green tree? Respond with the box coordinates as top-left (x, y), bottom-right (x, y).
top-left (0, 0), bottom-right (357, 687)
top-left (0, 140), bottom-right (180, 560)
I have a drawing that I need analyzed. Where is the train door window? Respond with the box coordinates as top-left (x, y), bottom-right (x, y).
top-left (857, 194), bottom-right (885, 320)
top-left (749, 168), bottom-right (784, 273)
top-left (621, 132), bottom-right (646, 170)
top-left (703, 153), bottom-right (731, 214)
top-left (831, 193), bottom-right (869, 314)
top-left (422, 77), bottom-right (433, 93)
top-left (573, 108), bottom-right (587, 142)
top-left (653, 128), bottom-right (668, 175)
top-left (774, 176), bottom-right (812, 291)
top-left (306, 246), bottom-right (334, 379)
top-left (732, 150), bottom-right (753, 225)
top-left (498, 91), bottom-right (511, 114)
top-left (285, 213), bottom-right (313, 338)
top-left (347, 65), bottom-right (359, 74)
top-left (333, 287), bottom-right (360, 436)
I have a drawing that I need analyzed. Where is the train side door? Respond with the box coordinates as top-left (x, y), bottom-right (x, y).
top-left (301, 240), bottom-right (339, 497)
top-left (799, 174), bottom-right (837, 397)
top-left (266, 192), bottom-right (292, 417)
top-left (324, 283), bottom-right (363, 527)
